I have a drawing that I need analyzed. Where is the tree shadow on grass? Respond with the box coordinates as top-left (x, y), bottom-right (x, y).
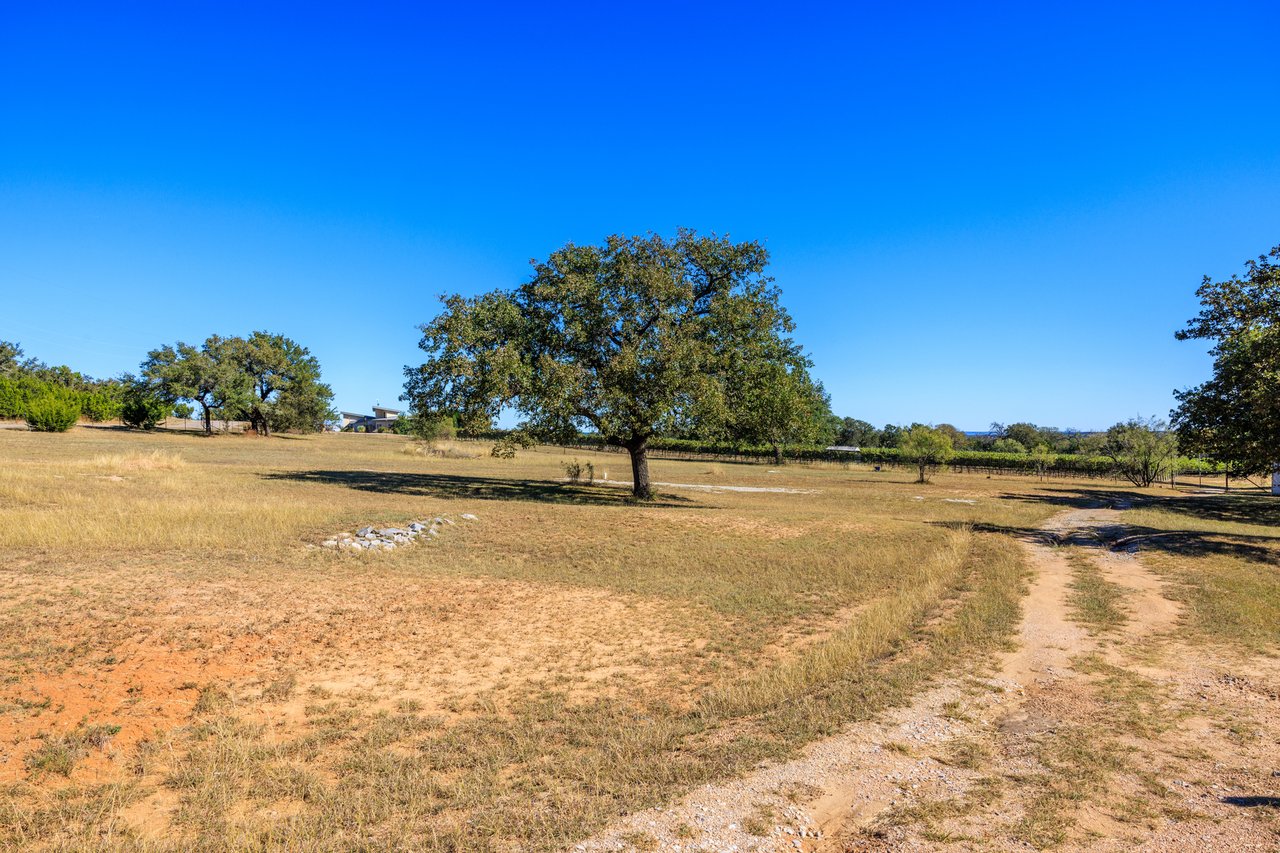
top-left (998, 486), bottom-right (1280, 531)
top-left (933, 519), bottom-right (1278, 566)
top-left (1099, 527), bottom-right (1279, 564)
top-left (262, 469), bottom-right (699, 508)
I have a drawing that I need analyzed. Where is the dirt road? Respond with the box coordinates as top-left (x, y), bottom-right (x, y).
top-left (583, 502), bottom-right (1280, 852)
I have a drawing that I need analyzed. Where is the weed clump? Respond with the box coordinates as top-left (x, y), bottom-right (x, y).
top-left (25, 722), bottom-right (122, 777)
top-left (562, 458), bottom-right (595, 484)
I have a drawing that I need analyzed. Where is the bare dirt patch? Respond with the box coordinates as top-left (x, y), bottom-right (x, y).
top-left (1, 571), bottom-right (702, 791)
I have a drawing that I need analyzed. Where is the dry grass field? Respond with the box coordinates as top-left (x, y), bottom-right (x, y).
top-left (0, 427), bottom-right (1276, 851)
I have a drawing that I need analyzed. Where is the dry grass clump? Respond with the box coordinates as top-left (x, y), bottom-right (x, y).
top-left (25, 722), bottom-right (122, 777)
top-left (401, 439), bottom-right (481, 459)
top-left (88, 449), bottom-right (187, 472)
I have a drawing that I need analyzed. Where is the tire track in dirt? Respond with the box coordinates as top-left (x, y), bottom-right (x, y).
top-left (579, 507), bottom-right (1094, 851)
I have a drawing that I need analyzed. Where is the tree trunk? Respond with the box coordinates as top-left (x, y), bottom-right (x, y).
top-left (200, 401), bottom-right (212, 435)
top-left (627, 437), bottom-right (652, 500)
top-left (773, 443), bottom-right (783, 466)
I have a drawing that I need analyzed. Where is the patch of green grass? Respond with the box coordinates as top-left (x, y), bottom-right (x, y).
top-left (1065, 550), bottom-right (1127, 634)
top-left (192, 684), bottom-right (230, 716)
top-left (1074, 654), bottom-right (1173, 738)
top-left (0, 780), bottom-right (145, 848)
top-left (742, 802), bottom-right (776, 836)
top-left (872, 774), bottom-right (1001, 841)
top-left (617, 831), bottom-right (658, 850)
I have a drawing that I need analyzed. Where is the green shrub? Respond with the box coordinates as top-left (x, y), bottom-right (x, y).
top-left (408, 413), bottom-right (457, 441)
top-left (0, 376), bottom-right (23, 419)
top-left (25, 395), bottom-right (80, 432)
top-left (561, 458), bottom-right (595, 484)
top-left (79, 390), bottom-right (123, 422)
top-left (122, 386), bottom-right (171, 430)
top-left (491, 430), bottom-right (535, 459)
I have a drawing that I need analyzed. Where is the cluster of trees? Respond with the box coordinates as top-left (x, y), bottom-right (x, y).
top-left (831, 422), bottom-right (1157, 486)
top-left (142, 332), bottom-right (334, 435)
top-left (0, 332), bottom-right (334, 436)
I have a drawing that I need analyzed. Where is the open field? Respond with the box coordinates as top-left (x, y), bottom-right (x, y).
top-left (1, 428), bottom-right (1277, 851)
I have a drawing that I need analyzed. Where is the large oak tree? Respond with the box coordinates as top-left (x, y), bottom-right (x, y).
top-left (403, 229), bottom-right (809, 498)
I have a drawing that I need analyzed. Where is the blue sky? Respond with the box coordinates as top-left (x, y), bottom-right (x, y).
top-left (2, 2), bottom-right (1278, 430)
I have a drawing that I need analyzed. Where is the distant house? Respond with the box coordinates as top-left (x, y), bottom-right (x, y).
top-left (340, 406), bottom-right (403, 432)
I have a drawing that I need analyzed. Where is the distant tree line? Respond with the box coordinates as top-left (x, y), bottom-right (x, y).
top-left (817, 417), bottom-right (1105, 455)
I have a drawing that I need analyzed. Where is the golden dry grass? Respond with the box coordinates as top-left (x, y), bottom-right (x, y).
top-left (0, 425), bottom-right (1116, 850)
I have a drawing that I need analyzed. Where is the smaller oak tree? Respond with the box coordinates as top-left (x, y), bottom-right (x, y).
top-left (1101, 417), bottom-right (1177, 487)
top-left (900, 425), bottom-right (955, 483)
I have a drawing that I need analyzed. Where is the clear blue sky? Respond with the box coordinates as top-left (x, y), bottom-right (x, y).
top-left (3, 2), bottom-right (1278, 430)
